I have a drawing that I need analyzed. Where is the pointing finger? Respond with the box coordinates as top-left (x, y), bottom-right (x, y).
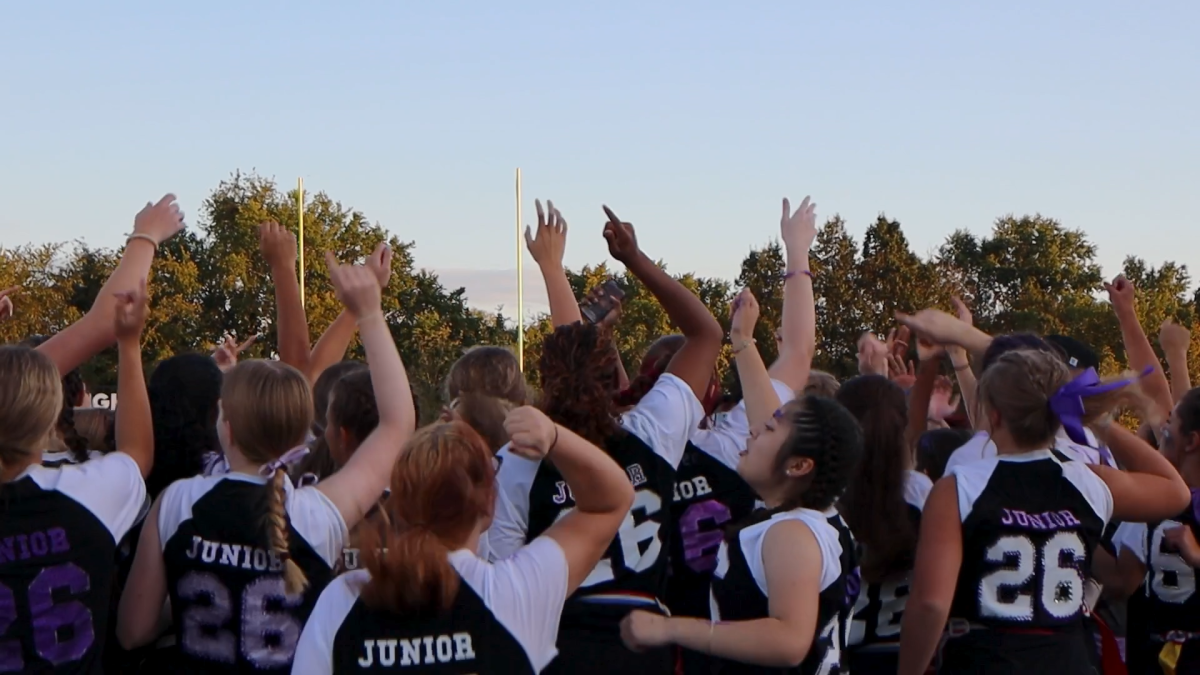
top-left (781, 198), bottom-right (790, 222)
top-left (602, 205), bottom-right (622, 225)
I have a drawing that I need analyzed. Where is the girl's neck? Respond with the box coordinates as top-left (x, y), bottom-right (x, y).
top-left (223, 448), bottom-right (262, 476)
top-left (0, 456), bottom-right (37, 483)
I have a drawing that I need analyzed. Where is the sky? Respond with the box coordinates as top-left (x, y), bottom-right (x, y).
top-left (1, 1), bottom-right (1196, 320)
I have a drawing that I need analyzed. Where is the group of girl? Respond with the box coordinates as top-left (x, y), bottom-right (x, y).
top-left (0, 192), bottom-right (1197, 675)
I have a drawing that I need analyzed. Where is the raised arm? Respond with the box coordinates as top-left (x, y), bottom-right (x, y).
top-left (1160, 319), bottom-right (1192, 403)
top-left (260, 222), bottom-right (312, 373)
top-left (505, 407), bottom-right (634, 595)
top-left (907, 343), bottom-right (942, 447)
top-left (113, 280), bottom-right (154, 477)
top-left (303, 243), bottom-right (394, 383)
top-left (526, 200), bottom-right (582, 327)
top-left (602, 206), bottom-right (723, 401)
top-left (948, 297), bottom-right (979, 425)
top-left (1089, 421), bottom-right (1190, 522)
top-left (895, 308), bottom-right (993, 369)
top-left (1106, 276), bottom-right (1174, 420)
top-left (730, 289), bottom-right (782, 429)
top-left (317, 253), bottom-right (416, 527)
top-left (38, 195), bottom-right (184, 375)
top-left (769, 197), bottom-right (818, 392)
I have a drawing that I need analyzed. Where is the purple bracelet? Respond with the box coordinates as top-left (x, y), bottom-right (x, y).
top-left (783, 269), bottom-right (813, 281)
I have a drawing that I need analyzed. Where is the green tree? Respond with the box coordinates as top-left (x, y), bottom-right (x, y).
top-left (809, 217), bottom-right (864, 377)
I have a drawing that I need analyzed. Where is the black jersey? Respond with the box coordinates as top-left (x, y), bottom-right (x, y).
top-left (294, 537), bottom-right (569, 674)
top-left (0, 453), bottom-right (146, 674)
top-left (158, 472), bottom-right (348, 673)
top-left (941, 450), bottom-right (1112, 673)
top-left (847, 470), bottom-right (931, 664)
top-left (822, 508), bottom-right (859, 665)
top-left (710, 508), bottom-right (848, 675)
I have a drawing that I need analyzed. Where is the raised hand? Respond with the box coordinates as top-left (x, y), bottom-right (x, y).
top-left (525, 199), bottom-right (568, 267)
top-left (366, 242), bottom-right (394, 289)
top-left (857, 332), bottom-right (889, 377)
top-left (730, 288), bottom-right (760, 342)
top-left (929, 376), bottom-right (960, 421)
top-left (581, 284), bottom-right (624, 329)
top-left (601, 206), bottom-right (639, 264)
top-left (1104, 275), bottom-right (1137, 314)
top-left (889, 354), bottom-right (917, 389)
top-left (212, 333), bottom-right (258, 372)
top-left (113, 279), bottom-right (150, 342)
top-left (325, 252), bottom-right (382, 320)
top-left (0, 286), bottom-right (18, 321)
top-left (887, 326), bottom-right (912, 363)
top-left (503, 406), bottom-right (558, 461)
top-left (133, 194), bottom-right (185, 245)
top-left (916, 335), bottom-right (945, 362)
top-left (781, 196), bottom-right (818, 251)
top-left (1160, 319), bottom-right (1191, 354)
top-left (258, 221), bottom-right (298, 268)
top-left (951, 295), bottom-right (973, 326)
top-left (894, 308), bottom-right (969, 346)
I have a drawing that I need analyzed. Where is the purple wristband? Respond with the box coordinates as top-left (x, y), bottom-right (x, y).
top-left (783, 269), bottom-right (813, 281)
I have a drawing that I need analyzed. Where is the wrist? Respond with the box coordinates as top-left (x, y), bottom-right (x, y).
top-left (355, 311), bottom-right (385, 327)
top-left (1114, 305), bottom-right (1138, 321)
top-left (117, 334), bottom-right (142, 347)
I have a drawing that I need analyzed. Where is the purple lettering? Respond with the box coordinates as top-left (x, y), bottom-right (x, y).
top-left (28, 563), bottom-right (94, 665)
top-left (1059, 510), bottom-right (1081, 527)
top-left (29, 532), bottom-right (48, 557)
top-left (14, 536), bottom-right (28, 560)
top-left (1014, 512), bottom-right (1029, 527)
top-left (680, 500), bottom-right (733, 573)
top-left (0, 539), bottom-right (13, 564)
top-left (1029, 514), bottom-right (1045, 530)
top-left (1001, 509), bottom-right (1014, 525)
top-left (48, 528), bottom-right (69, 554)
top-left (0, 582), bottom-right (22, 671)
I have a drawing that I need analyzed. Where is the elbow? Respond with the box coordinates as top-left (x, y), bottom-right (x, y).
top-left (1168, 481), bottom-right (1193, 515)
top-left (116, 620), bottom-right (149, 651)
top-left (615, 480), bottom-right (635, 512)
top-left (695, 315), bottom-right (724, 344)
top-left (776, 637), bottom-right (813, 668)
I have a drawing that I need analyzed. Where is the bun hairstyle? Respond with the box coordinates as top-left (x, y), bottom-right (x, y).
top-left (728, 395), bottom-right (863, 539)
top-left (0, 346), bottom-right (62, 472)
top-left (221, 360), bottom-right (314, 595)
top-left (836, 376), bottom-right (913, 583)
top-left (977, 350), bottom-right (1142, 448)
top-left (538, 322), bottom-right (622, 447)
top-left (360, 422), bottom-right (496, 615)
top-left (443, 346), bottom-right (528, 452)
top-left (20, 335), bottom-right (88, 462)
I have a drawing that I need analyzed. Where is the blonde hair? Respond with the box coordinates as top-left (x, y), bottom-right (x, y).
top-left (977, 350), bottom-right (1142, 448)
top-left (221, 360), bottom-right (314, 594)
top-left (805, 370), bottom-right (841, 398)
top-left (0, 346), bottom-right (62, 471)
top-left (443, 346), bottom-right (528, 451)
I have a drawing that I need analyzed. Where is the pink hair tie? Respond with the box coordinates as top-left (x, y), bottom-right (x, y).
top-left (258, 445), bottom-right (311, 477)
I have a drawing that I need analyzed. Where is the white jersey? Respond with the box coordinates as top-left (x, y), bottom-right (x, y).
top-left (944, 427), bottom-right (1111, 475)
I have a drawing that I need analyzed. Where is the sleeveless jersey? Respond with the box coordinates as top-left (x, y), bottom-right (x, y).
top-left (710, 508), bottom-right (847, 675)
top-left (0, 452), bottom-right (146, 674)
top-left (294, 537), bottom-right (569, 674)
top-left (158, 472), bottom-right (348, 673)
top-left (942, 449), bottom-right (1112, 673)
top-left (40, 449), bottom-right (104, 470)
top-left (848, 470), bottom-right (932, 656)
top-left (1119, 490), bottom-right (1200, 644)
top-left (944, 428), bottom-right (1112, 475)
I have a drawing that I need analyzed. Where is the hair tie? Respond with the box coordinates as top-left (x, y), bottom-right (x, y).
top-left (1048, 366), bottom-right (1152, 446)
top-left (258, 445), bottom-right (311, 477)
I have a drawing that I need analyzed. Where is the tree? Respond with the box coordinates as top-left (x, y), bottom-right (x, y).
top-left (809, 217), bottom-right (864, 377)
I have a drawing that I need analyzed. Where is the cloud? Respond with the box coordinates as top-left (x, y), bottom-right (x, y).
top-left (432, 268), bottom-right (550, 321)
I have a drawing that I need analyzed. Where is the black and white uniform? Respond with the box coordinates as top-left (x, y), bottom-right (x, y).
top-left (0, 452), bottom-right (146, 674)
top-left (940, 450), bottom-right (1112, 674)
top-left (709, 508), bottom-right (848, 675)
top-left (294, 536), bottom-right (569, 674)
top-left (487, 373), bottom-right (701, 674)
top-left (823, 509), bottom-right (859, 671)
top-left (157, 472), bottom-right (348, 673)
top-left (846, 470), bottom-right (932, 673)
top-left (944, 428), bottom-right (1113, 474)
top-left (1111, 489), bottom-right (1200, 674)
top-left (40, 449), bottom-right (104, 469)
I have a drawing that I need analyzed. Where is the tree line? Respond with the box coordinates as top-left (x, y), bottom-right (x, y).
top-left (2, 172), bottom-right (1197, 421)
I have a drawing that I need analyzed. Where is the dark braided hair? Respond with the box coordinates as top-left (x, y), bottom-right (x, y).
top-left (21, 335), bottom-right (89, 462)
top-left (146, 354), bottom-right (223, 499)
top-left (727, 394), bottom-right (863, 540)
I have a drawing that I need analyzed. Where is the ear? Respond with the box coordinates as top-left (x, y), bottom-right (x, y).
top-left (1185, 430), bottom-right (1200, 455)
top-left (784, 456), bottom-right (815, 479)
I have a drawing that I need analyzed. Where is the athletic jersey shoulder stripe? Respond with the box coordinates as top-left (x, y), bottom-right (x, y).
top-left (948, 449), bottom-right (1111, 525)
top-left (732, 508), bottom-right (842, 595)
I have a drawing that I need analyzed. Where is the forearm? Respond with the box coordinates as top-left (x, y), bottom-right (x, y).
top-left (39, 239), bottom-right (156, 375)
top-left (666, 616), bottom-right (809, 668)
top-left (548, 425), bottom-right (633, 514)
top-left (907, 359), bottom-right (938, 445)
top-left (949, 349), bottom-right (978, 426)
top-left (1097, 423), bottom-right (1182, 481)
top-left (115, 338), bottom-right (154, 475)
top-left (1114, 307), bottom-right (1173, 416)
top-left (1165, 346), bottom-right (1192, 403)
top-left (539, 262), bottom-right (582, 327)
top-left (735, 338), bottom-right (782, 429)
top-left (306, 311), bottom-right (358, 383)
top-left (358, 314), bottom-right (415, 433)
top-left (769, 247), bottom-right (816, 389)
top-left (897, 602), bottom-right (949, 675)
top-left (625, 252), bottom-right (721, 339)
top-left (270, 259), bottom-right (312, 372)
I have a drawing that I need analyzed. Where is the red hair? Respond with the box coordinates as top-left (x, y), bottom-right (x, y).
top-left (360, 422), bottom-right (496, 615)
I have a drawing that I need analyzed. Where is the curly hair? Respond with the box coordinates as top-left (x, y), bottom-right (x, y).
top-left (836, 375), bottom-right (913, 583)
top-left (145, 354), bottom-right (223, 499)
top-left (21, 335), bottom-right (88, 462)
top-left (727, 395), bottom-right (863, 540)
top-left (538, 322), bottom-right (623, 447)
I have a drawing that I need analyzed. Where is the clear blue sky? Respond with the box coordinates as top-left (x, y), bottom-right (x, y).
top-left (1, 1), bottom-right (1196, 317)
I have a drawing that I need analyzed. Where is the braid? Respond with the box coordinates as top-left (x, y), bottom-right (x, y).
top-left (267, 469), bottom-right (308, 595)
top-left (798, 399), bottom-right (854, 511)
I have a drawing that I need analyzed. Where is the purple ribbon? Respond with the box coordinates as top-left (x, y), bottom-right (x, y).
top-left (1048, 366), bottom-right (1153, 447)
top-left (258, 445), bottom-right (311, 477)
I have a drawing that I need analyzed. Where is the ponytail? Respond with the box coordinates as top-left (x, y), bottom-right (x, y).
top-left (452, 392), bottom-right (516, 452)
top-left (266, 468), bottom-right (308, 595)
top-left (361, 518), bottom-right (458, 615)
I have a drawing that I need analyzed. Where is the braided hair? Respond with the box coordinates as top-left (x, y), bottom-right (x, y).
top-left (727, 394), bottom-right (863, 540)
